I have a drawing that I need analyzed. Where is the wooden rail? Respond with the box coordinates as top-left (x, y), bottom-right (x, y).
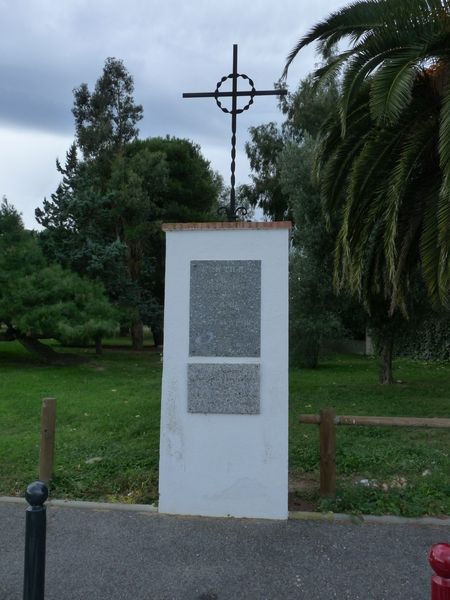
top-left (299, 413), bottom-right (450, 428)
top-left (298, 409), bottom-right (450, 497)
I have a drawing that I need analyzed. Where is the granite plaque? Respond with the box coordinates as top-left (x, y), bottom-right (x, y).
top-left (187, 363), bottom-right (260, 414)
top-left (189, 260), bottom-right (261, 357)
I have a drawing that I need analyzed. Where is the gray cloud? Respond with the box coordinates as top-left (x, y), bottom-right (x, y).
top-left (0, 0), bottom-right (348, 227)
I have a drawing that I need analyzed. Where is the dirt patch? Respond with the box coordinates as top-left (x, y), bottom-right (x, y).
top-left (288, 472), bottom-right (320, 512)
top-left (288, 492), bottom-right (318, 512)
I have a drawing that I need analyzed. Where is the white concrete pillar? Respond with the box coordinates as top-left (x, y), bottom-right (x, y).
top-left (158, 222), bottom-right (291, 519)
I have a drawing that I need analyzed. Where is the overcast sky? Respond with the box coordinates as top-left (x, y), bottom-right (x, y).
top-left (0, 0), bottom-right (346, 228)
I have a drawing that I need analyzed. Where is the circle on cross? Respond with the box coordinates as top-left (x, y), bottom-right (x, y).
top-left (214, 73), bottom-right (256, 115)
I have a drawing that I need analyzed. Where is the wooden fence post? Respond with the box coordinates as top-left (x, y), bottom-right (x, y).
top-left (39, 398), bottom-right (56, 485)
top-left (319, 408), bottom-right (336, 497)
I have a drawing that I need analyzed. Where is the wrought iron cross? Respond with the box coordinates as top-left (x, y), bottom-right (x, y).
top-left (183, 44), bottom-right (287, 221)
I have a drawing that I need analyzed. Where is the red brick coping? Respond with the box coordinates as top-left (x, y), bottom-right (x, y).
top-left (162, 221), bottom-right (292, 232)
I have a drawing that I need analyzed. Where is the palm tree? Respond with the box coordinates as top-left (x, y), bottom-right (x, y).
top-left (284, 0), bottom-right (450, 316)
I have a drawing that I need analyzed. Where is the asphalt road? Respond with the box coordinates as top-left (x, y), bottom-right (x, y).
top-left (1, 502), bottom-right (448, 599)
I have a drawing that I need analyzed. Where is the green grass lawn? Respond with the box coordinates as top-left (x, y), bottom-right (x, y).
top-left (0, 341), bottom-right (449, 516)
top-left (0, 342), bottom-right (162, 503)
top-left (290, 355), bottom-right (450, 516)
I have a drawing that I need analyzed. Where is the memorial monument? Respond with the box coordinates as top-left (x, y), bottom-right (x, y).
top-left (158, 46), bottom-right (290, 519)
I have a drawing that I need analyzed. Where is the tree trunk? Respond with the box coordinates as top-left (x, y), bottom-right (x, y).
top-left (298, 340), bottom-right (320, 369)
top-left (379, 334), bottom-right (394, 384)
top-left (17, 335), bottom-right (61, 362)
top-left (119, 324), bottom-right (130, 337)
top-left (131, 319), bottom-right (144, 350)
top-left (16, 335), bottom-right (86, 365)
top-left (95, 335), bottom-right (103, 356)
top-left (151, 324), bottom-right (164, 348)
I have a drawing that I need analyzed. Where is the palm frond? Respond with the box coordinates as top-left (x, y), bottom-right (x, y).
top-left (307, 51), bottom-right (354, 87)
top-left (317, 97), bottom-right (371, 164)
top-left (369, 54), bottom-right (420, 124)
top-left (420, 190), bottom-right (441, 305)
top-left (339, 47), bottom-right (415, 133)
top-left (438, 85), bottom-right (450, 179)
top-left (317, 98), bottom-right (372, 221)
top-left (284, 0), bottom-right (388, 75)
top-left (389, 201), bottom-right (423, 315)
top-left (345, 188), bottom-right (387, 298)
top-left (437, 86), bottom-right (450, 306)
top-left (437, 179), bottom-right (450, 305)
top-left (343, 129), bottom-right (401, 240)
top-left (319, 135), bottom-right (366, 225)
top-left (384, 116), bottom-right (437, 279)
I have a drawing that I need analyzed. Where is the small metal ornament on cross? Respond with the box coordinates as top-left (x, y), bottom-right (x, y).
top-left (183, 44), bottom-right (287, 221)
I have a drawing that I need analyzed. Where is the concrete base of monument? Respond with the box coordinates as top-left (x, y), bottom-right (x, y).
top-left (158, 508), bottom-right (288, 520)
top-left (158, 477), bottom-right (288, 520)
top-left (158, 409), bottom-right (289, 520)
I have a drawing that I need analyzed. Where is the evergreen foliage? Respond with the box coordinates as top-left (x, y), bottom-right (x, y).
top-left (241, 122), bottom-right (288, 221)
top-left (36, 59), bottom-right (220, 348)
top-left (0, 199), bottom-right (117, 362)
top-left (72, 57), bottom-right (143, 161)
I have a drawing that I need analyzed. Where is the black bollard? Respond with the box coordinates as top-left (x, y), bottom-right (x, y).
top-left (23, 481), bottom-right (48, 600)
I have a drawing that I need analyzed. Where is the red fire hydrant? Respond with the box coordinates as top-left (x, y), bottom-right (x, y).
top-left (429, 543), bottom-right (450, 599)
